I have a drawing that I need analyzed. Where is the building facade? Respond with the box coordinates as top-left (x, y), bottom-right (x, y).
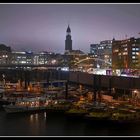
top-left (90, 40), bottom-right (112, 68)
top-left (112, 37), bottom-right (140, 69)
top-left (90, 44), bottom-right (99, 58)
top-left (0, 44), bottom-right (11, 64)
top-left (10, 51), bottom-right (34, 65)
top-left (98, 40), bottom-right (112, 68)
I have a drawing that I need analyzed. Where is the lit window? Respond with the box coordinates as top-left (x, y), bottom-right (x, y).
top-left (123, 52), bottom-right (128, 55)
top-left (132, 56), bottom-right (136, 59)
top-left (132, 48), bottom-right (136, 51)
top-left (21, 61), bottom-right (26, 64)
top-left (51, 59), bottom-right (56, 64)
top-left (104, 55), bottom-right (109, 58)
top-left (114, 49), bottom-right (119, 52)
top-left (124, 48), bottom-right (127, 51)
top-left (132, 52), bottom-right (136, 55)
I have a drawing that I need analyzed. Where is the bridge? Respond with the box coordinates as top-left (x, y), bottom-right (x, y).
top-left (67, 71), bottom-right (140, 90)
top-left (74, 57), bottom-right (111, 65)
top-left (74, 57), bottom-right (112, 70)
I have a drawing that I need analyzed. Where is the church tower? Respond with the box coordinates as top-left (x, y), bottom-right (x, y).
top-left (65, 25), bottom-right (72, 52)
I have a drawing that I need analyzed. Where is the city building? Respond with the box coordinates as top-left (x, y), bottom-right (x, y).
top-left (98, 40), bottom-right (112, 68)
top-left (0, 44), bottom-right (11, 64)
top-left (65, 25), bottom-right (72, 53)
top-left (90, 40), bottom-right (112, 69)
top-left (112, 37), bottom-right (140, 70)
top-left (10, 51), bottom-right (34, 65)
top-left (90, 44), bottom-right (99, 58)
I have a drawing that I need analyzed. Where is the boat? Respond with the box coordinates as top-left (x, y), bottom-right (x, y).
top-left (85, 108), bottom-right (111, 119)
top-left (0, 91), bottom-right (39, 106)
top-left (65, 107), bottom-right (88, 118)
top-left (84, 105), bottom-right (111, 123)
top-left (3, 96), bottom-right (49, 113)
top-left (110, 108), bottom-right (140, 124)
top-left (45, 99), bottom-right (72, 112)
top-left (65, 101), bottom-right (89, 118)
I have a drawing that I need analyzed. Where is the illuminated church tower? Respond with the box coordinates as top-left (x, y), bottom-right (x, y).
top-left (65, 25), bottom-right (72, 52)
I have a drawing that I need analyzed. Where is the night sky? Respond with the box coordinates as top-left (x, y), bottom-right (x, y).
top-left (0, 3), bottom-right (140, 54)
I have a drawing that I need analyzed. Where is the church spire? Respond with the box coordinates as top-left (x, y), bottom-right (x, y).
top-left (66, 24), bottom-right (71, 33)
top-left (65, 25), bottom-right (72, 52)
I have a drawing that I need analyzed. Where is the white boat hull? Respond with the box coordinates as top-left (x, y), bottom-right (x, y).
top-left (3, 105), bottom-right (47, 113)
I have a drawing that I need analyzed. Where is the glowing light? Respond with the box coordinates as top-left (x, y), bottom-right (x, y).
top-left (134, 90), bottom-right (138, 93)
top-left (51, 59), bottom-right (56, 64)
top-left (61, 67), bottom-right (69, 71)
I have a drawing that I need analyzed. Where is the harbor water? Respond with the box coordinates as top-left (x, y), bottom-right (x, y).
top-left (0, 109), bottom-right (140, 136)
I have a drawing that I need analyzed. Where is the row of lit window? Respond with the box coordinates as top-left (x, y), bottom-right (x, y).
top-left (1, 55), bottom-right (8, 58)
top-left (98, 47), bottom-right (104, 49)
top-left (132, 56), bottom-right (138, 59)
top-left (132, 48), bottom-right (139, 51)
top-left (118, 52), bottom-right (128, 56)
top-left (132, 52), bottom-right (139, 55)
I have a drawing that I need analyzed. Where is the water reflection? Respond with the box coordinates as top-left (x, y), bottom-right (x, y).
top-left (29, 112), bottom-right (47, 135)
top-left (29, 113), bottom-right (39, 123)
top-left (29, 112), bottom-right (47, 122)
top-left (2, 110), bottom-right (140, 136)
top-left (44, 112), bottom-right (46, 120)
top-left (35, 113), bottom-right (38, 120)
top-left (30, 114), bottom-right (33, 122)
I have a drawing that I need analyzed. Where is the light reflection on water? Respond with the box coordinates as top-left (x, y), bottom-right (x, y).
top-left (44, 112), bottom-right (46, 120)
top-left (28, 112), bottom-right (47, 136)
top-left (29, 112), bottom-right (46, 123)
top-left (35, 113), bottom-right (38, 120)
top-left (2, 110), bottom-right (140, 136)
top-left (30, 114), bottom-right (33, 122)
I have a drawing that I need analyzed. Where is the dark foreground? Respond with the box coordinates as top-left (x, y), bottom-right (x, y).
top-left (0, 109), bottom-right (140, 136)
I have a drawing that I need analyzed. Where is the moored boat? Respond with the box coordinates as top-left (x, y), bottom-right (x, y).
top-left (3, 97), bottom-right (49, 113)
top-left (45, 99), bottom-right (72, 112)
top-left (65, 107), bottom-right (88, 118)
top-left (110, 108), bottom-right (140, 124)
top-left (84, 106), bottom-right (111, 123)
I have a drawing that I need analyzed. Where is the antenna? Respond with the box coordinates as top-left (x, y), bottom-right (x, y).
top-left (67, 20), bottom-right (70, 26)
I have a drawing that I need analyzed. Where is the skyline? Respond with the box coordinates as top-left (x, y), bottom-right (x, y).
top-left (0, 4), bottom-right (140, 53)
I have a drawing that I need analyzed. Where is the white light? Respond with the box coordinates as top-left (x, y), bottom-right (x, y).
top-left (134, 90), bottom-right (138, 93)
top-left (21, 61), bottom-right (26, 64)
top-left (97, 64), bottom-right (100, 68)
top-left (51, 59), bottom-right (56, 64)
top-left (61, 67), bottom-right (69, 71)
